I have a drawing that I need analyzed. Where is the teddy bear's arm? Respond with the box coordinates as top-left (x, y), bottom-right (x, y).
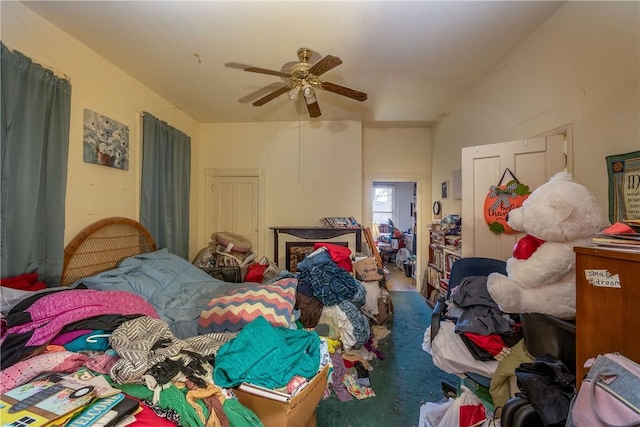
top-left (506, 241), bottom-right (576, 287)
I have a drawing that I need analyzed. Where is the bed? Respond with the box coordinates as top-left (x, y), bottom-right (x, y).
top-left (0, 217), bottom-right (390, 426)
top-left (59, 217), bottom-right (300, 340)
top-left (2, 217), bottom-right (301, 366)
top-left (1, 217), bottom-right (324, 425)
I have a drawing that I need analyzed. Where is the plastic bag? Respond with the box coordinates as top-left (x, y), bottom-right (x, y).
top-left (438, 385), bottom-right (487, 427)
top-left (419, 398), bottom-right (454, 427)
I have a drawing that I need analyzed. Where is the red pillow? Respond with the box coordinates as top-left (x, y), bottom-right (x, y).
top-left (1, 273), bottom-right (47, 291)
top-left (313, 242), bottom-right (353, 272)
top-left (245, 263), bottom-right (268, 283)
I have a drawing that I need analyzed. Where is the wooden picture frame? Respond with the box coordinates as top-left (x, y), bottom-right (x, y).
top-left (285, 241), bottom-right (349, 272)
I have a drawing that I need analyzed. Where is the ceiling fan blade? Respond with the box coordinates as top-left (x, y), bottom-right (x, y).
top-left (320, 81), bottom-right (368, 102)
top-left (252, 85), bottom-right (291, 106)
top-left (244, 67), bottom-right (292, 78)
top-left (306, 100), bottom-right (321, 118)
top-left (308, 55), bottom-right (343, 76)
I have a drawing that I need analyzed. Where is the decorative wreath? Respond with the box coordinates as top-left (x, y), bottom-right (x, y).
top-left (484, 168), bottom-right (530, 234)
top-left (211, 231), bottom-right (252, 253)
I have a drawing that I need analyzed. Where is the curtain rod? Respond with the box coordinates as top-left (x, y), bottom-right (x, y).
top-left (2, 42), bottom-right (71, 81)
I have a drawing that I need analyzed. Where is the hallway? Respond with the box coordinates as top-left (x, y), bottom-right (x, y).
top-left (383, 262), bottom-right (417, 292)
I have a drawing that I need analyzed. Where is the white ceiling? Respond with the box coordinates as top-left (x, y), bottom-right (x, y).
top-left (21, 1), bottom-right (565, 125)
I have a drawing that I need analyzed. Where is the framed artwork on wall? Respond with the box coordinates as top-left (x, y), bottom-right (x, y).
top-left (452, 169), bottom-right (462, 200)
top-left (606, 150), bottom-right (640, 222)
top-left (82, 109), bottom-right (129, 170)
top-left (441, 181), bottom-right (449, 199)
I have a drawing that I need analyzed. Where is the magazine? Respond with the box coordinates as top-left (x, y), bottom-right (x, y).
top-left (62, 370), bottom-right (121, 399)
top-left (66, 393), bottom-right (125, 427)
top-left (0, 373), bottom-right (96, 427)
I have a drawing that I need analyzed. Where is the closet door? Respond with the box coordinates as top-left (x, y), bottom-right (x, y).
top-left (206, 175), bottom-right (259, 254)
top-left (461, 136), bottom-right (565, 260)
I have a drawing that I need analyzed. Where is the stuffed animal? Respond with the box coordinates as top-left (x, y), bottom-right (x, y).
top-left (486, 172), bottom-right (609, 319)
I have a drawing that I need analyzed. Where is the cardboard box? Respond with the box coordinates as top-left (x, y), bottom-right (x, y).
top-left (375, 294), bottom-right (393, 325)
top-left (234, 365), bottom-right (329, 427)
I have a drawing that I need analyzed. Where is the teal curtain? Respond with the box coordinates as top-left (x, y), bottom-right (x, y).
top-left (1, 43), bottom-right (71, 286)
top-left (140, 112), bottom-right (190, 259)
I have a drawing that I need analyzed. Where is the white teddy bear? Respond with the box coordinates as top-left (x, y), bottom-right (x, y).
top-left (486, 172), bottom-right (609, 319)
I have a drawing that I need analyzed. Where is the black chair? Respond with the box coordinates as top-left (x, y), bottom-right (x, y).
top-left (430, 256), bottom-right (507, 388)
top-left (501, 313), bottom-right (576, 427)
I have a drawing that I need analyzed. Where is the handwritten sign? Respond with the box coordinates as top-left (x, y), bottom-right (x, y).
top-left (606, 151), bottom-right (640, 222)
top-left (584, 269), bottom-right (621, 288)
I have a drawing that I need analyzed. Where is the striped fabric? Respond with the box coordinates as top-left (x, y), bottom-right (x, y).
top-left (198, 278), bottom-right (297, 333)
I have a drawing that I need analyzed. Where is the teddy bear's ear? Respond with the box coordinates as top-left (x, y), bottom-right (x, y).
top-left (547, 192), bottom-right (575, 224)
top-left (549, 172), bottom-right (574, 183)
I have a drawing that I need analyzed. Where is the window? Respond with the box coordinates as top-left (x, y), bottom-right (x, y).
top-left (372, 184), bottom-right (395, 226)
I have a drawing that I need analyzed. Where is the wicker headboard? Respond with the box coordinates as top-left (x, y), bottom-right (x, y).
top-left (61, 217), bottom-right (157, 286)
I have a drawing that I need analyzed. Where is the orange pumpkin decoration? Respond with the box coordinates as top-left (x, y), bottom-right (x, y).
top-left (484, 169), bottom-right (530, 234)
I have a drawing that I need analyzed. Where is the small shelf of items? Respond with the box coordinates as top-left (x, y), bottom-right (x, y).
top-left (426, 215), bottom-right (462, 307)
top-left (375, 220), bottom-right (406, 264)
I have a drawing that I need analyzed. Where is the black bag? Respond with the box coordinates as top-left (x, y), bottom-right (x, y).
top-left (202, 266), bottom-right (241, 283)
top-left (514, 354), bottom-right (576, 426)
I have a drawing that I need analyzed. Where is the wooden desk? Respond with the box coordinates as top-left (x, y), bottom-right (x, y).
top-left (574, 246), bottom-right (640, 386)
top-left (271, 226), bottom-right (362, 265)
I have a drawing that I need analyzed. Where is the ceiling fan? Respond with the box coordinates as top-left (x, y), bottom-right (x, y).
top-left (244, 48), bottom-right (368, 118)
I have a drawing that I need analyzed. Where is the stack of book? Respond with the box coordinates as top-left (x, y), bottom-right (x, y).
top-left (0, 369), bottom-right (139, 427)
top-left (591, 221), bottom-right (640, 251)
top-left (626, 219), bottom-right (640, 232)
top-left (320, 217), bottom-right (360, 228)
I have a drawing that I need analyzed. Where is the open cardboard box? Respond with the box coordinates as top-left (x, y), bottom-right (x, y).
top-left (375, 294), bottom-right (393, 325)
top-left (234, 364), bottom-right (329, 427)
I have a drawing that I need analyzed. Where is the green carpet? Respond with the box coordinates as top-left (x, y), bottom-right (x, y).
top-left (316, 291), bottom-right (458, 427)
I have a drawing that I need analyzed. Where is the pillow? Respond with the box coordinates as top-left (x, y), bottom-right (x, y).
top-left (1, 273), bottom-right (47, 291)
top-left (198, 278), bottom-right (297, 333)
top-left (212, 232), bottom-right (252, 253)
top-left (245, 262), bottom-right (268, 283)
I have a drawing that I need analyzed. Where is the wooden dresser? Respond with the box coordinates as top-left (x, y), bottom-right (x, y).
top-left (574, 246), bottom-right (640, 386)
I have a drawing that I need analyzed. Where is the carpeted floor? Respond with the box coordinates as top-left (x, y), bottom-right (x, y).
top-left (316, 291), bottom-right (458, 427)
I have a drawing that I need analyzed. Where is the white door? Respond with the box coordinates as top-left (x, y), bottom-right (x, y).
top-left (206, 175), bottom-right (259, 255)
top-left (461, 135), bottom-right (566, 260)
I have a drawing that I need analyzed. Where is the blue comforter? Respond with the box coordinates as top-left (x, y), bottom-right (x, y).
top-left (79, 248), bottom-right (250, 338)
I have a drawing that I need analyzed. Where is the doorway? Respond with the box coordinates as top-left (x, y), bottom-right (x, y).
top-left (364, 173), bottom-right (428, 291)
top-left (370, 180), bottom-right (418, 283)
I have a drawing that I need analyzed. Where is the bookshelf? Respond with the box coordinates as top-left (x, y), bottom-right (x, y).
top-left (425, 224), bottom-right (462, 307)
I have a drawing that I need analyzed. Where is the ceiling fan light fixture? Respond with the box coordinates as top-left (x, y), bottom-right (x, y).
top-left (302, 84), bottom-right (317, 104)
top-left (287, 86), bottom-right (300, 101)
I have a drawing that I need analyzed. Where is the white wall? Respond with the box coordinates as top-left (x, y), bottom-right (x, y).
top-left (198, 121), bottom-right (363, 266)
top-left (395, 182), bottom-right (415, 233)
top-left (2, 2), bottom-right (202, 257)
top-left (432, 1), bottom-right (640, 217)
